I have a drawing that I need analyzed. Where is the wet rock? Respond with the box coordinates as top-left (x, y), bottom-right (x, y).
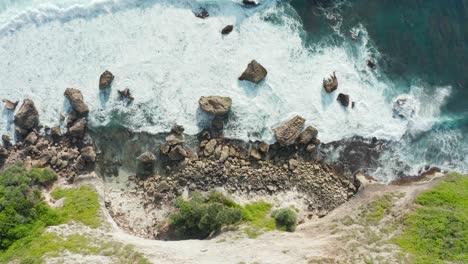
top-left (0, 147), bottom-right (8, 159)
top-left (2, 135), bottom-right (11, 149)
top-left (243, 0), bottom-right (259, 6)
top-left (238, 60), bottom-right (267, 83)
top-left (194, 7), bottom-right (209, 19)
top-left (259, 142), bottom-right (269, 153)
top-left (160, 144), bottom-right (170, 155)
top-left (24, 131), bottom-right (38, 145)
top-left (136, 152), bottom-right (156, 178)
top-left (118, 88), bottom-right (134, 101)
top-left (64, 88), bottom-right (89, 116)
top-left (171, 124), bottom-right (185, 135)
top-left (199, 96), bottom-right (232, 115)
top-left (211, 116), bottom-right (225, 131)
top-left (80, 146), bottom-right (96, 163)
top-left (165, 134), bottom-right (184, 146)
top-left (392, 95), bottom-right (417, 119)
top-left (51, 126), bottom-right (62, 139)
top-left (168, 145), bottom-right (187, 161)
top-left (68, 118), bottom-right (87, 138)
top-left (274, 115), bottom-right (306, 147)
top-left (14, 99), bottom-right (39, 131)
top-left (306, 144), bottom-right (317, 153)
top-left (250, 148), bottom-right (262, 160)
top-left (2, 99), bottom-right (18, 110)
top-left (367, 59), bottom-right (376, 69)
top-left (298, 126), bottom-right (318, 145)
top-left (221, 25), bottom-right (233, 35)
top-left (323, 72), bottom-right (338, 93)
top-left (204, 139), bottom-right (217, 156)
top-left (337, 93), bottom-right (350, 107)
top-left (99, 70), bottom-right (114, 89)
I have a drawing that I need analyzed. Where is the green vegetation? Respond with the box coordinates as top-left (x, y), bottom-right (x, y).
top-left (241, 201), bottom-right (276, 238)
top-left (51, 185), bottom-right (101, 228)
top-left (272, 208), bottom-right (297, 232)
top-left (358, 193), bottom-right (394, 225)
top-left (396, 173), bottom-right (468, 263)
top-left (0, 165), bottom-right (61, 250)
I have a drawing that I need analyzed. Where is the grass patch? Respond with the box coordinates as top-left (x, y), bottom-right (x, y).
top-left (395, 173), bottom-right (468, 263)
top-left (358, 193), bottom-right (394, 225)
top-left (52, 185), bottom-right (101, 228)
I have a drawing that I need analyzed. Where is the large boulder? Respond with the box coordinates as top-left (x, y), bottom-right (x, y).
top-left (274, 115), bottom-right (306, 147)
top-left (168, 145), bottom-right (188, 161)
top-left (323, 72), bottom-right (338, 93)
top-left (238, 60), bottom-right (267, 83)
top-left (14, 99), bottom-right (39, 131)
top-left (99, 70), bottom-right (114, 89)
top-left (165, 134), bottom-right (184, 146)
top-left (199, 96), bottom-right (232, 115)
top-left (337, 93), bottom-right (350, 107)
top-left (68, 118), bottom-right (87, 138)
top-left (298, 126), bottom-right (318, 144)
top-left (136, 152), bottom-right (156, 178)
top-left (64, 88), bottom-right (89, 116)
top-left (80, 146), bottom-right (96, 163)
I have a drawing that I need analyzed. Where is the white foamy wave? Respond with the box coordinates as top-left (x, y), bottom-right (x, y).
top-left (0, 0), bottom-right (407, 144)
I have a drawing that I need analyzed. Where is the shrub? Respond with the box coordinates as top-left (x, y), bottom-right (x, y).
top-left (272, 208), bottom-right (297, 232)
top-left (169, 192), bottom-right (243, 239)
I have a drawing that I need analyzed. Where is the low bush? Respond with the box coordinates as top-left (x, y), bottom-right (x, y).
top-left (272, 208), bottom-right (297, 232)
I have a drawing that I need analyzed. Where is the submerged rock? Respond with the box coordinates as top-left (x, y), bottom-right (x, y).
top-left (199, 96), bottom-right (232, 115)
top-left (367, 59), bottom-right (376, 69)
top-left (337, 93), bottom-right (350, 107)
top-left (238, 60), bottom-right (267, 83)
top-left (2, 135), bottom-right (11, 149)
top-left (211, 116), bottom-right (225, 131)
top-left (274, 115), bottom-right (306, 147)
top-left (2, 99), bottom-right (18, 110)
top-left (323, 72), bottom-right (338, 93)
top-left (99, 70), bottom-right (114, 89)
top-left (194, 7), bottom-right (209, 19)
top-left (14, 99), bottom-right (39, 131)
top-left (64, 88), bottom-right (89, 116)
top-left (243, 0), bottom-right (259, 6)
top-left (221, 25), bottom-right (233, 35)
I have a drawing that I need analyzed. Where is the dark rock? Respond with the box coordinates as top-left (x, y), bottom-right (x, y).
top-left (211, 116), bottom-right (225, 131)
top-left (165, 134), bottom-right (184, 146)
top-left (2, 135), bottom-right (11, 149)
top-left (337, 93), bottom-right (350, 107)
top-left (323, 72), bottom-right (338, 93)
top-left (199, 96), bottom-right (232, 115)
top-left (118, 88), bottom-right (134, 101)
top-left (274, 115), bottom-right (306, 147)
top-left (298, 126), bottom-right (318, 144)
top-left (51, 126), bottom-right (62, 139)
top-left (64, 88), bottom-right (89, 116)
top-left (2, 99), bottom-right (18, 110)
top-left (243, 0), bottom-right (259, 6)
top-left (80, 146), bottom-right (96, 163)
top-left (136, 152), bottom-right (156, 178)
top-left (24, 131), bottom-right (38, 145)
top-left (352, 102), bottom-right (355, 108)
top-left (168, 145), bottom-right (188, 161)
top-left (68, 118), bottom-right (87, 138)
top-left (14, 99), bottom-right (39, 131)
top-left (221, 25), bottom-right (233, 35)
top-left (194, 7), bottom-right (209, 19)
top-left (367, 59), bottom-right (376, 69)
top-left (171, 124), bottom-right (185, 135)
top-left (0, 147), bottom-right (8, 159)
top-left (99, 70), bottom-right (114, 89)
top-left (238, 60), bottom-right (267, 83)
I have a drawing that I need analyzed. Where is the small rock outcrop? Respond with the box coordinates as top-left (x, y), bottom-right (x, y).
top-left (118, 88), bottom-right (134, 101)
top-left (194, 7), bottom-right (209, 19)
top-left (337, 93), bottom-right (350, 107)
top-left (64, 88), bottom-right (89, 116)
top-left (243, 0), bottom-right (259, 6)
top-left (221, 25), bottom-right (233, 35)
top-left (2, 99), bottom-right (18, 110)
top-left (99, 70), bottom-right (114, 89)
top-left (274, 115), bottom-right (306, 147)
top-left (323, 72), bottom-right (338, 93)
top-left (136, 152), bottom-right (156, 178)
top-left (14, 99), bottom-right (39, 132)
top-left (168, 145), bottom-right (188, 161)
top-left (298, 126), bottom-right (318, 145)
top-left (199, 96), bottom-right (232, 115)
top-left (68, 118), bottom-right (87, 138)
top-left (238, 60), bottom-right (267, 83)
top-left (171, 124), bottom-right (184, 135)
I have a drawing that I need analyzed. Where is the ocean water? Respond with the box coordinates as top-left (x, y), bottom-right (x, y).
top-left (0, 0), bottom-right (466, 181)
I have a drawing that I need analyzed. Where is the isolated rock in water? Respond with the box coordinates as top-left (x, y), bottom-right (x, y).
top-left (99, 70), bottom-right (114, 89)
top-left (118, 88), bottom-right (134, 101)
top-left (239, 60), bottom-right (267, 83)
top-left (2, 99), bottom-right (18, 110)
top-left (337, 93), bottom-right (350, 107)
top-left (243, 0), bottom-right (259, 6)
top-left (323, 72), bottom-right (338, 93)
top-left (171, 124), bottom-right (185, 135)
top-left (194, 7), bottom-right (209, 19)
top-left (221, 25), bottom-right (233, 35)
top-left (298, 126), bottom-right (318, 144)
top-left (80, 146), bottom-right (96, 163)
top-left (64, 88), bottom-right (89, 116)
top-left (14, 99), bottom-right (39, 131)
top-left (68, 118), bottom-right (87, 138)
top-left (274, 115), bottom-right (306, 147)
top-left (199, 96), bottom-right (232, 115)
top-left (168, 145), bottom-right (187, 161)
top-left (165, 134), bottom-right (184, 146)
top-left (367, 59), bottom-right (376, 69)
top-left (136, 152), bottom-right (156, 178)
top-left (392, 95), bottom-right (418, 119)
